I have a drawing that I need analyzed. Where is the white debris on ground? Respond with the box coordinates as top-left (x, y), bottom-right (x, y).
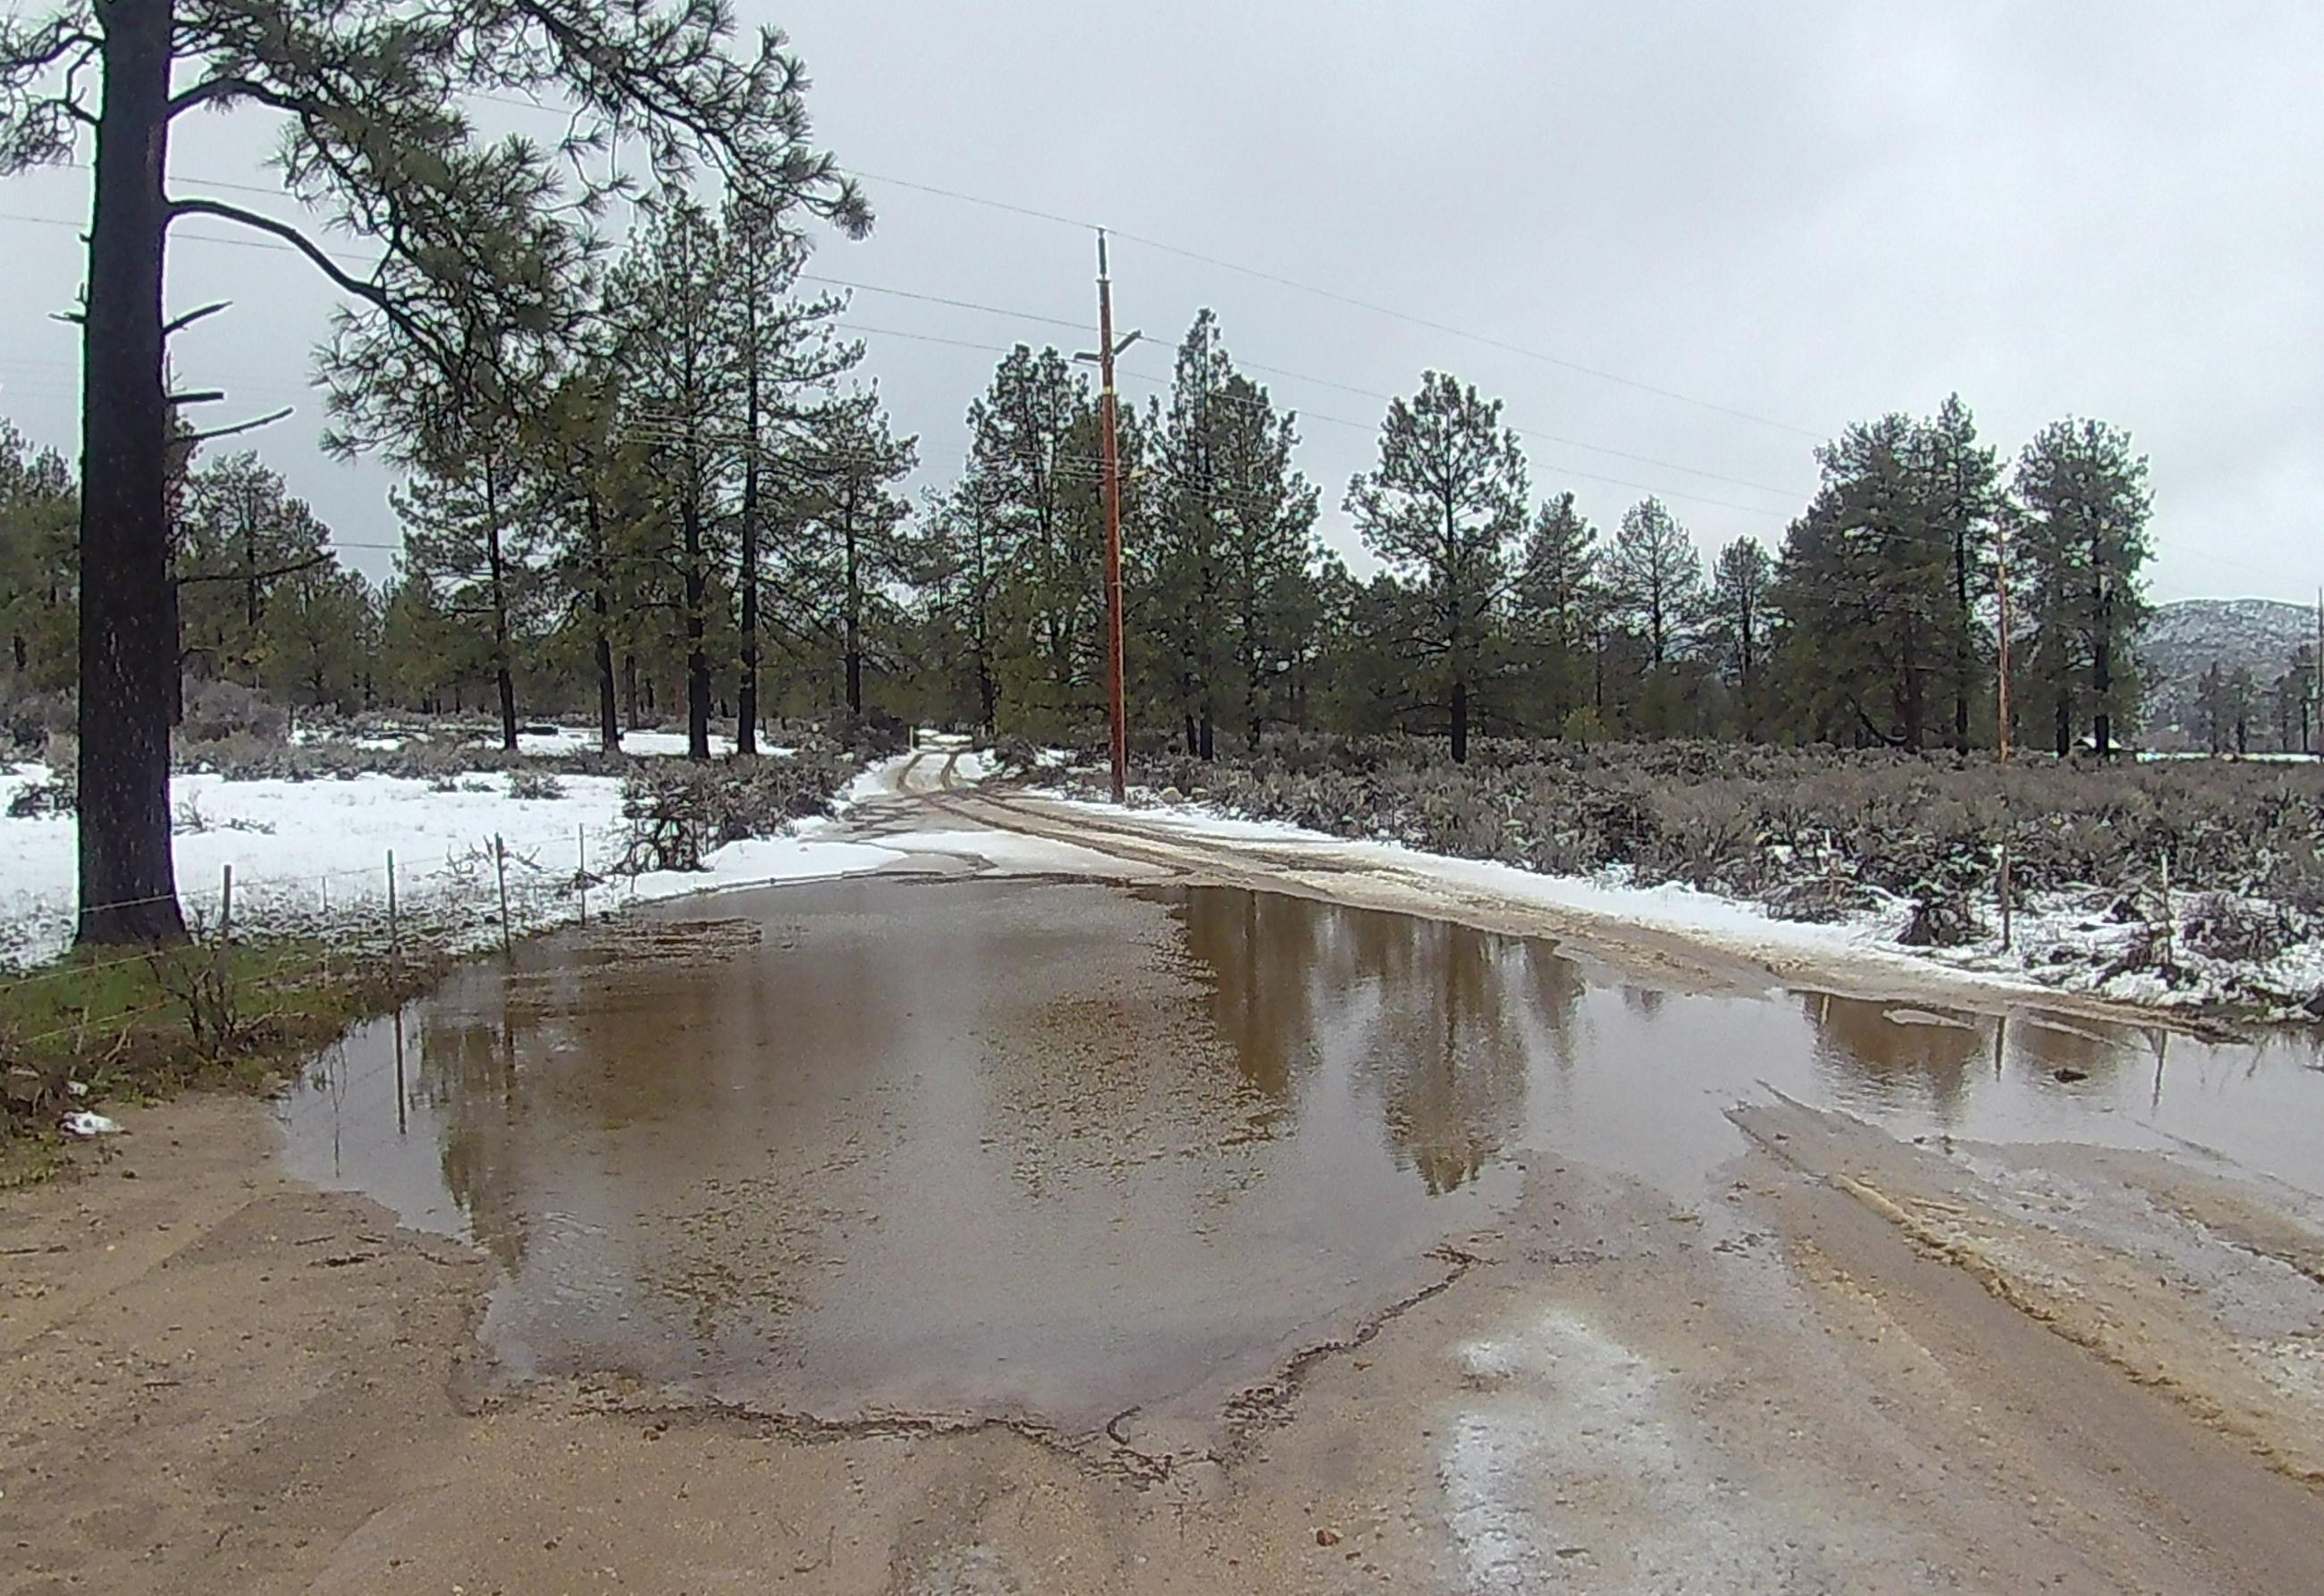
top-left (1443, 1306), bottom-right (1816, 1593)
top-left (59, 1110), bottom-right (120, 1137)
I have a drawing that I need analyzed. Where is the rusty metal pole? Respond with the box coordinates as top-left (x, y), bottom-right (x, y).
top-left (1097, 230), bottom-right (1129, 805)
top-left (1995, 521), bottom-right (2013, 762)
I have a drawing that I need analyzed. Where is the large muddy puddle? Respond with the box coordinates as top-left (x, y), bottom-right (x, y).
top-left (279, 877), bottom-right (2324, 1426)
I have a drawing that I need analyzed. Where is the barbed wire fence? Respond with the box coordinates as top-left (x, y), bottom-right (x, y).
top-left (0, 819), bottom-right (670, 1090)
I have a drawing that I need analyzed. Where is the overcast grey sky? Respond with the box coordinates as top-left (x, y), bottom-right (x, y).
top-left (2, 1), bottom-right (2316, 601)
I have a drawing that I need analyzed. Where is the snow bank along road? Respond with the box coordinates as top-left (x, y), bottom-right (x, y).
top-left (6, 743), bottom-right (2324, 1593)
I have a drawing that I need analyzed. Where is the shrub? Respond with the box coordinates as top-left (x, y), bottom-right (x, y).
top-left (180, 679), bottom-right (289, 743)
top-left (7, 770), bottom-right (74, 818)
top-left (615, 746), bottom-right (857, 873)
top-left (507, 769), bottom-right (566, 802)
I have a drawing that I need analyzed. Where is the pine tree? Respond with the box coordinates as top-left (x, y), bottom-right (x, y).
top-left (1511, 491), bottom-right (1599, 732)
top-left (395, 422), bottom-right (538, 745)
top-left (2196, 660), bottom-right (2228, 755)
top-left (726, 200), bottom-right (856, 752)
top-left (913, 482), bottom-right (1008, 731)
top-left (0, 422), bottom-right (78, 689)
top-left (1, 0), bottom-right (865, 941)
top-left (174, 453), bottom-right (330, 692)
top-left (1604, 497), bottom-right (1703, 734)
top-left (1925, 395), bottom-right (2001, 752)
top-left (1346, 372), bottom-right (1527, 763)
top-left (1605, 498), bottom-right (1701, 670)
top-left (960, 346), bottom-right (1116, 736)
top-left (784, 394), bottom-right (916, 720)
top-left (610, 202), bottom-right (737, 760)
top-left (2011, 418), bottom-right (2153, 757)
top-left (522, 362), bottom-right (648, 753)
top-left (1145, 312), bottom-right (1318, 754)
top-left (1707, 537), bottom-right (1772, 736)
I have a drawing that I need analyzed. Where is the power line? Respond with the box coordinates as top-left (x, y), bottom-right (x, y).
top-left (840, 166), bottom-right (1823, 441)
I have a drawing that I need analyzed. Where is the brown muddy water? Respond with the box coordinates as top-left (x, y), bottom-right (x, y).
top-left (278, 875), bottom-right (2324, 1429)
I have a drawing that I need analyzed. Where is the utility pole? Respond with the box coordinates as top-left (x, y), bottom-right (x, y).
top-left (1077, 231), bottom-right (1140, 804)
top-left (1995, 521), bottom-right (2013, 761)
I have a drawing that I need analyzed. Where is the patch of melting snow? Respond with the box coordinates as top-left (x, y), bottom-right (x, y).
top-left (1443, 1306), bottom-right (1811, 1594)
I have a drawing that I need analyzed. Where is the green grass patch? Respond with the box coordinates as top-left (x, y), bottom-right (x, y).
top-left (0, 936), bottom-right (447, 1171)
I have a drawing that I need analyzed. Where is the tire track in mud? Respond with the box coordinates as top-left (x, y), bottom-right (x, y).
top-left (1730, 1095), bottom-right (2324, 1590)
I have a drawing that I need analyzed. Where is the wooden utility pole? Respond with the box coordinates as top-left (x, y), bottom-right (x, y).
top-left (1995, 522), bottom-right (2013, 761)
top-left (1085, 231), bottom-right (1139, 804)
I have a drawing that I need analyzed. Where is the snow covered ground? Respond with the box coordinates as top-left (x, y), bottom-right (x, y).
top-left (0, 754), bottom-right (905, 967)
top-left (1028, 785), bottom-right (2324, 1021)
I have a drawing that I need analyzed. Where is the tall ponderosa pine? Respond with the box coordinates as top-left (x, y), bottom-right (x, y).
top-left (0, 423), bottom-right (79, 689)
top-left (1512, 491), bottom-right (1600, 733)
top-left (1149, 311), bottom-right (1318, 755)
top-left (611, 202), bottom-right (737, 760)
top-left (1346, 372), bottom-right (1527, 763)
top-left (2011, 417), bottom-right (2153, 757)
top-left (960, 346), bottom-right (1124, 736)
top-left (175, 452), bottom-right (330, 693)
top-left (1706, 537), bottom-right (1772, 735)
top-left (1767, 408), bottom-right (1992, 750)
top-left (0, 0), bottom-right (864, 941)
top-left (785, 393), bottom-right (916, 720)
top-left (726, 200), bottom-right (856, 752)
top-left (394, 421), bottom-right (536, 748)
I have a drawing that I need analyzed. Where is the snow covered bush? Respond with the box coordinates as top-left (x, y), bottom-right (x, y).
top-left (614, 746), bottom-right (857, 873)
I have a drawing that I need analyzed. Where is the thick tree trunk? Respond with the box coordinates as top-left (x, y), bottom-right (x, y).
top-left (622, 651), bottom-right (639, 730)
top-left (2054, 691), bottom-right (2072, 759)
top-left (2092, 562), bottom-right (2114, 759)
top-left (1450, 676), bottom-right (1470, 764)
top-left (843, 504), bottom-right (863, 718)
top-left (592, 591), bottom-right (619, 754)
top-left (1951, 525), bottom-right (1973, 753)
top-left (974, 634), bottom-right (995, 733)
top-left (485, 466), bottom-right (516, 752)
top-left (682, 495), bottom-right (711, 760)
top-left (76, 0), bottom-right (183, 945)
top-left (736, 347), bottom-right (761, 758)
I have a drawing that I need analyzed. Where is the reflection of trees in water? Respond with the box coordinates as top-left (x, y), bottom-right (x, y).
top-left (422, 991), bottom-right (530, 1271)
top-left (1804, 994), bottom-right (1988, 1121)
top-left (1177, 887), bottom-right (1582, 1195)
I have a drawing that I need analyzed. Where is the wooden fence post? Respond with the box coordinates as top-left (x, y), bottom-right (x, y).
top-left (494, 835), bottom-right (512, 956)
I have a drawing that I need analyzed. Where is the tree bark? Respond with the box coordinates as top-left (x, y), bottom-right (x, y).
top-left (484, 456), bottom-right (516, 752)
top-left (1951, 518), bottom-right (1973, 754)
top-left (1450, 676), bottom-right (1469, 764)
top-left (585, 498), bottom-right (619, 754)
top-left (76, 0), bottom-right (184, 945)
top-left (2092, 555), bottom-right (2114, 759)
top-left (682, 492), bottom-right (711, 760)
top-left (735, 299), bottom-right (761, 758)
top-left (843, 491), bottom-right (863, 718)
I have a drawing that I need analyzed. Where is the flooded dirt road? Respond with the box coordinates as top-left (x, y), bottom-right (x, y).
top-left (11, 780), bottom-right (2324, 1593)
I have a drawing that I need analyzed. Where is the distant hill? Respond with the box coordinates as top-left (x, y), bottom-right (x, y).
top-left (2139, 598), bottom-right (2314, 744)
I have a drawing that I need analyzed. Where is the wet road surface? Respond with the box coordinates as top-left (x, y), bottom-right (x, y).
top-left (280, 874), bottom-right (2324, 1448)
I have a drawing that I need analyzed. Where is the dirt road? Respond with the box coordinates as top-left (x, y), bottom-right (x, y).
top-left (8, 760), bottom-right (2323, 1594)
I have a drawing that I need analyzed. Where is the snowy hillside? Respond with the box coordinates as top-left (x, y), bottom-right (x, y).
top-left (2140, 598), bottom-right (2314, 742)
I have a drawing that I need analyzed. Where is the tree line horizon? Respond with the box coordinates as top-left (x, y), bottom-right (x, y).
top-left (0, 0), bottom-right (2193, 945)
top-left (4, 290), bottom-right (2167, 772)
